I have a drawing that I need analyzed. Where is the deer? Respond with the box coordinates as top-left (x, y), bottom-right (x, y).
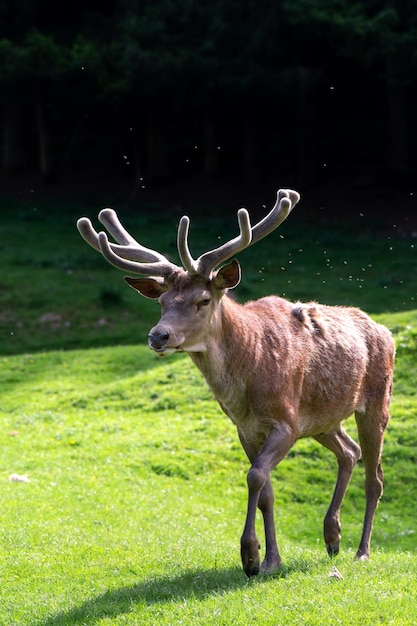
top-left (77, 189), bottom-right (395, 577)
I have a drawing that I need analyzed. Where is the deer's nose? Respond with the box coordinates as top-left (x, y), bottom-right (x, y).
top-left (148, 331), bottom-right (170, 350)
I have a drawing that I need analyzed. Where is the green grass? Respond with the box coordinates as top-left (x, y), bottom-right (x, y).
top-left (1, 199), bottom-right (417, 355)
top-left (0, 197), bottom-right (417, 624)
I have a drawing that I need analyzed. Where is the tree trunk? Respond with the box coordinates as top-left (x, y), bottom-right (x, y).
top-left (146, 99), bottom-right (167, 183)
top-left (36, 88), bottom-right (55, 183)
top-left (385, 59), bottom-right (409, 176)
top-left (295, 66), bottom-right (316, 188)
top-left (2, 93), bottom-right (26, 174)
top-left (243, 99), bottom-right (260, 185)
top-left (203, 106), bottom-right (218, 179)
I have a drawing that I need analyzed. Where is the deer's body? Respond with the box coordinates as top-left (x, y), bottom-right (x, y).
top-left (77, 189), bottom-right (394, 576)
top-left (190, 292), bottom-right (392, 443)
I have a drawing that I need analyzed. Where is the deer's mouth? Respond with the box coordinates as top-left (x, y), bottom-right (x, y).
top-left (152, 345), bottom-right (183, 357)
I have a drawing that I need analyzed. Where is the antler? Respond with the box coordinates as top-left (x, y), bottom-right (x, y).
top-left (77, 188), bottom-right (300, 279)
top-left (177, 188), bottom-right (300, 279)
top-left (77, 208), bottom-right (180, 276)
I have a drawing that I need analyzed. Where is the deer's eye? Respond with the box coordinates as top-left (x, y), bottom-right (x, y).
top-left (197, 298), bottom-right (211, 309)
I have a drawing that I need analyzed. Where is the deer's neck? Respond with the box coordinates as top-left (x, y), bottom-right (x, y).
top-left (188, 296), bottom-right (261, 405)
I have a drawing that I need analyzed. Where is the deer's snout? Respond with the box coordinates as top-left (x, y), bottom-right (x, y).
top-left (148, 329), bottom-right (170, 351)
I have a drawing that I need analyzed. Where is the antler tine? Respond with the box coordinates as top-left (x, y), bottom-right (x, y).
top-left (77, 211), bottom-right (180, 277)
top-left (99, 208), bottom-right (169, 264)
top-left (77, 216), bottom-right (102, 252)
top-left (177, 216), bottom-right (199, 274)
top-left (97, 232), bottom-right (178, 276)
top-left (99, 208), bottom-right (138, 246)
top-left (194, 209), bottom-right (252, 279)
top-left (249, 189), bottom-right (300, 245)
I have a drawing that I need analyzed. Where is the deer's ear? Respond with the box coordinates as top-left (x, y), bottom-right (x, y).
top-left (124, 276), bottom-right (167, 299)
top-left (213, 259), bottom-right (241, 290)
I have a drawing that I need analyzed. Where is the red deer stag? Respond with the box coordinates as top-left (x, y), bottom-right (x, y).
top-left (77, 189), bottom-right (395, 577)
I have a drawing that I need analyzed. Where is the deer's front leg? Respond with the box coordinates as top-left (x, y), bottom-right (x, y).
top-left (240, 422), bottom-right (295, 577)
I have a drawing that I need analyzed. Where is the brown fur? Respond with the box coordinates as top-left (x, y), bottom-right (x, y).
top-left (134, 269), bottom-right (394, 576)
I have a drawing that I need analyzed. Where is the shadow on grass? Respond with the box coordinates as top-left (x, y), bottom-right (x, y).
top-left (35, 560), bottom-right (312, 625)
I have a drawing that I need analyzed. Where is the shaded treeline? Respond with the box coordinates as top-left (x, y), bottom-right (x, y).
top-left (1, 0), bottom-right (416, 190)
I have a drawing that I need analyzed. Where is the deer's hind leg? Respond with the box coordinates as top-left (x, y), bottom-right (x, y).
top-left (354, 404), bottom-right (390, 560)
top-left (314, 428), bottom-right (361, 557)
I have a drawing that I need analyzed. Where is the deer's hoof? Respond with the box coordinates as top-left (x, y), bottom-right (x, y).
top-left (243, 557), bottom-right (260, 577)
top-left (326, 540), bottom-right (340, 557)
top-left (260, 556), bottom-right (283, 574)
top-left (241, 538), bottom-right (261, 577)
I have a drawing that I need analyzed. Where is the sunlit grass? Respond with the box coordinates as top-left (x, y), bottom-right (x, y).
top-left (0, 199), bottom-right (417, 624)
top-left (1, 329), bottom-right (417, 624)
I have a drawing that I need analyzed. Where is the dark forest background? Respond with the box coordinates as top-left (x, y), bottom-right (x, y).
top-left (1, 0), bottom-right (417, 211)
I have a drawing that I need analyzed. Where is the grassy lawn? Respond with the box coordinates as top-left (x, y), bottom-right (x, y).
top-left (0, 193), bottom-right (416, 624)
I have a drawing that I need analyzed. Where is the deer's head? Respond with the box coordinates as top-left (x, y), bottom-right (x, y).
top-left (77, 189), bottom-right (300, 356)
